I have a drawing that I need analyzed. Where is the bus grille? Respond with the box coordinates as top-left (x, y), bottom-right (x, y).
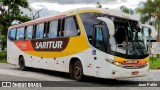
top-left (121, 64), bottom-right (147, 69)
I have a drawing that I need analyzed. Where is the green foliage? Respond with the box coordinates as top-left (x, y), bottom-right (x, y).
top-left (149, 57), bottom-right (160, 69)
top-left (135, 0), bottom-right (160, 26)
top-left (0, 51), bottom-right (7, 63)
top-left (120, 6), bottom-right (134, 15)
top-left (0, 0), bottom-right (32, 51)
top-left (136, 0), bottom-right (160, 58)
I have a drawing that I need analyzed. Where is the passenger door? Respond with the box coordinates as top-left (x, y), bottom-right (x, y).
top-left (92, 24), bottom-right (108, 77)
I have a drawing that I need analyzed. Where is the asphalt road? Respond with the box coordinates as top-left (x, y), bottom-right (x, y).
top-left (0, 63), bottom-right (160, 90)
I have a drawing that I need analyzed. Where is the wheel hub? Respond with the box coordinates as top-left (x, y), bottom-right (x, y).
top-left (74, 65), bottom-right (80, 76)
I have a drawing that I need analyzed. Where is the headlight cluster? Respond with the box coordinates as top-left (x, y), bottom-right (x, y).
top-left (114, 62), bottom-right (122, 66)
top-left (106, 59), bottom-right (123, 67)
top-left (105, 58), bottom-right (114, 64)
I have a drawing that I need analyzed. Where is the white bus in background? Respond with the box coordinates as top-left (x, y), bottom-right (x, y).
top-left (7, 8), bottom-right (157, 81)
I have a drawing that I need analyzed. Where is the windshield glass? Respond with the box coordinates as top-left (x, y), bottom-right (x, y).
top-left (80, 12), bottom-right (148, 59)
top-left (111, 19), bottom-right (148, 58)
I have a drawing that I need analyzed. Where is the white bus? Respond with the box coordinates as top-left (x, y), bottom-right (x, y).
top-left (7, 8), bottom-right (157, 81)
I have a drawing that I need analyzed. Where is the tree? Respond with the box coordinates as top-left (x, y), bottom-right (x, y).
top-left (0, 0), bottom-right (31, 51)
top-left (96, 2), bottom-right (102, 8)
top-left (136, 0), bottom-right (160, 57)
top-left (120, 6), bottom-right (134, 15)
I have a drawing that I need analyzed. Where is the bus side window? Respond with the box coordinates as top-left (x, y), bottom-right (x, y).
top-left (25, 25), bottom-right (33, 39)
top-left (24, 26), bottom-right (27, 39)
top-left (36, 23), bottom-right (44, 39)
top-left (64, 16), bottom-right (79, 37)
top-left (33, 25), bottom-right (37, 39)
top-left (74, 16), bottom-right (80, 35)
top-left (20, 27), bottom-right (25, 40)
top-left (8, 29), bottom-right (16, 41)
top-left (60, 19), bottom-right (65, 37)
top-left (48, 20), bottom-right (58, 38)
top-left (44, 22), bottom-right (50, 38)
top-left (16, 28), bottom-right (20, 40)
top-left (80, 13), bottom-right (98, 45)
top-left (16, 27), bottom-right (24, 40)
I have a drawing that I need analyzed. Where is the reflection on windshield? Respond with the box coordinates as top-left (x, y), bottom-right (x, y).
top-left (79, 12), bottom-right (148, 58)
top-left (110, 19), bottom-right (148, 56)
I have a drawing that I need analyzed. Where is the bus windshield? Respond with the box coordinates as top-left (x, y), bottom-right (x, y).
top-left (111, 19), bottom-right (148, 58)
top-left (127, 23), bottom-right (147, 56)
top-left (80, 12), bottom-right (148, 59)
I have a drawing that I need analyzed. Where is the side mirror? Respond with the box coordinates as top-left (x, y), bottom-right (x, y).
top-left (97, 17), bottom-right (115, 35)
top-left (141, 24), bottom-right (157, 38)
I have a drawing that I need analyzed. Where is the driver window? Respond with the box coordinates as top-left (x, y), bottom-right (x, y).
top-left (94, 26), bottom-right (105, 51)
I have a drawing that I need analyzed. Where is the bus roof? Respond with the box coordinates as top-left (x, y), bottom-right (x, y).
top-left (10, 7), bottom-right (137, 29)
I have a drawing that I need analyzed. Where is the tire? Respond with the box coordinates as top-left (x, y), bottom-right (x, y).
top-left (73, 60), bottom-right (83, 81)
top-left (19, 56), bottom-right (26, 71)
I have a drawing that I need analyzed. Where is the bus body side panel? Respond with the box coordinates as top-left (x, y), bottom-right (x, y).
top-left (86, 48), bottom-right (114, 77)
top-left (8, 39), bottom-right (90, 74)
top-left (7, 39), bottom-right (21, 65)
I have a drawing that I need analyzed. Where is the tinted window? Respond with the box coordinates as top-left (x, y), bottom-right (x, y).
top-left (19, 27), bottom-right (25, 40)
top-left (36, 23), bottom-right (44, 39)
top-left (26, 25), bottom-right (33, 39)
top-left (95, 27), bottom-right (105, 51)
top-left (16, 29), bottom-right (20, 40)
top-left (49, 20), bottom-right (58, 38)
top-left (8, 29), bottom-right (16, 40)
top-left (64, 17), bottom-right (79, 37)
top-left (16, 27), bottom-right (24, 40)
top-left (80, 13), bottom-right (98, 36)
top-left (44, 22), bottom-right (50, 38)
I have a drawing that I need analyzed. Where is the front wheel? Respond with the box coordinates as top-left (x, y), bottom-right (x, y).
top-left (73, 60), bottom-right (83, 81)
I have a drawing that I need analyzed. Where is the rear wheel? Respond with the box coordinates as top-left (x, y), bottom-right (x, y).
top-left (73, 60), bottom-right (83, 81)
top-left (19, 56), bottom-right (26, 71)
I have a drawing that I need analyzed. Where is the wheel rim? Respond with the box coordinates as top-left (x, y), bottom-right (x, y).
top-left (74, 62), bottom-right (81, 79)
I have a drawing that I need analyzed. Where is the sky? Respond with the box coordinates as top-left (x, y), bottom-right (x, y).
top-left (22, 0), bottom-right (147, 18)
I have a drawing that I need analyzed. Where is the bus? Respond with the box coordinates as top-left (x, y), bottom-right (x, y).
top-left (7, 8), bottom-right (157, 81)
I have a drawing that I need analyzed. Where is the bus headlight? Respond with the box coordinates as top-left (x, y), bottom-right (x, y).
top-left (115, 62), bottom-right (122, 66)
top-left (106, 59), bottom-right (122, 66)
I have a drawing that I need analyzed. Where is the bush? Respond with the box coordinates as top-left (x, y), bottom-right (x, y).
top-left (149, 57), bottom-right (160, 69)
top-left (0, 51), bottom-right (7, 63)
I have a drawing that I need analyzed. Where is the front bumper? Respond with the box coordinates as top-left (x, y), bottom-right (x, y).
top-left (108, 64), bottom-right (149, 79)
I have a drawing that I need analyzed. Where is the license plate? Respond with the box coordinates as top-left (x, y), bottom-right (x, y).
top-left (126, 60), bottom-right (137, 64)
top-left (132, 71), bottom-right (139, 75)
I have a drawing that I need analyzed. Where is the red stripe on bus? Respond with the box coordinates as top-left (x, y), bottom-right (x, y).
top-left (14, 40), bottom-right (34, 51)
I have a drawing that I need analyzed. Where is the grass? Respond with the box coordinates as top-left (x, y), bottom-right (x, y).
top-left (149, 57), bottom-right (160, 69)
top-left (0, 51), bottom-right (7, 63)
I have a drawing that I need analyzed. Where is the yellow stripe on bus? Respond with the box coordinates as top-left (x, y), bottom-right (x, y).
top-left (114, 56), bottom-right (149, 62)
top-left (25, 36), bottom-right (90, 58)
